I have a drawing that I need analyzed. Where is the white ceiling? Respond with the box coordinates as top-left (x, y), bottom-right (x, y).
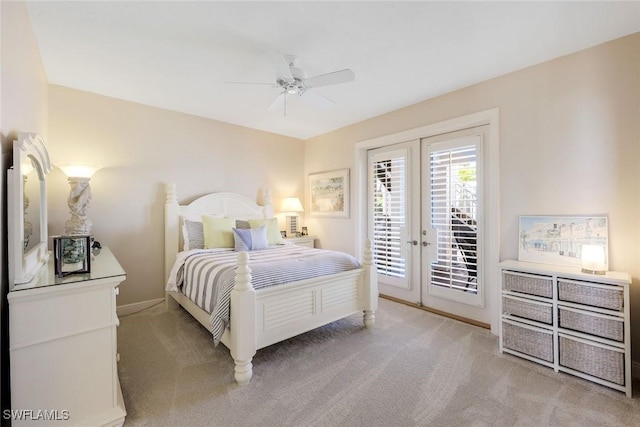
top-left (26, 1), bottom-right (640, 140)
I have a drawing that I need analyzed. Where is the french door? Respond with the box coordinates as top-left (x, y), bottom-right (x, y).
top-left (368, 141), bottom-right (421, 303)
top-left (368, 126), bottom-right (490, 324)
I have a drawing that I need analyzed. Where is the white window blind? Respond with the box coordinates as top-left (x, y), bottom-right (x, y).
top-left (372, 155), bottom-right (406, 279)
top-left (429, 145), bottom-right (478, 293)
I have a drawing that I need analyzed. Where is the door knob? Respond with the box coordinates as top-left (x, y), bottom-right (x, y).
top-left (422, 241), bottom-right (430, 247)
top-left (406, 240), bottom-right (418, 246)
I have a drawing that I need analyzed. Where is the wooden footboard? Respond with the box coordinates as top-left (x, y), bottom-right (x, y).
top-left (167, 240), bottom-right (378, 385)
top-left (226, 240), bottom-right (377, 385)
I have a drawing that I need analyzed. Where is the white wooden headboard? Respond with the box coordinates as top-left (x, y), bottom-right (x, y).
top-left (164, 183), bottom-right (273, 279)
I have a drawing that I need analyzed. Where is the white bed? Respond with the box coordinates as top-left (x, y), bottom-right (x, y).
top-left (164, 184), bottom-right (378, 385)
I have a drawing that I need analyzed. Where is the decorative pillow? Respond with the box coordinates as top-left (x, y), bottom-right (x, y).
top-left (235, 219), bottom-right (251, 229)
top-left (232, 226), bottom-right (269, 251)
top-left (202, 216), bottom-right (236, 249)
top-left (248, 218), bottom-right (285, 245)
top-left (182, 219), bottom-right (204, 250)
top-left (181, 213), bottom-right (223, 251)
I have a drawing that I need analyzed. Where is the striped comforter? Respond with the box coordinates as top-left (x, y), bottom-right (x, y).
top-left (166, 245), bottom-right (361, 345)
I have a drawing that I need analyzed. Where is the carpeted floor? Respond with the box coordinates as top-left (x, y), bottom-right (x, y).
top-left (117, 298), bottom-right (640, 427)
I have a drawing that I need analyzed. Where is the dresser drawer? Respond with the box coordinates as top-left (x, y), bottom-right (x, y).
top-left (559, 334), bottom-right (625, 385)
top-left (502, 271), bottom-right (553, 298)
top-left (558, 279), bottom-right (623, 311)
top-left (502, 320), bottom-right (554, 363)
top-left (9, 284), bottom-right (116, 349)
top-left (558, 306), bottom-right (624, 342)
top-left (502, 295), bottom-right (552, 325)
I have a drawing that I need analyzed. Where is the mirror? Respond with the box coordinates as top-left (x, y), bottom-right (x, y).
top-left (8, 133), bottom-right (52, 287)
top-left (23, 157), bottom-right (41, 253)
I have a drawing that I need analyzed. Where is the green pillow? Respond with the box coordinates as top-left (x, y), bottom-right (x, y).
top-left (202, 216), bottom-right (235, 248)
top-left (248, 218), bottom-right (284, 245)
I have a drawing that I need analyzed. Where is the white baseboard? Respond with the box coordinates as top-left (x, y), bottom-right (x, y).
top-left (117, 298), bottom-right (165, 317)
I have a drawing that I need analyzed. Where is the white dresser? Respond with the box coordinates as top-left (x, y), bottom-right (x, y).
top-left (8, 247), bottom-right (127, 426)
top-left (499, 259), bottom-right (631, 397)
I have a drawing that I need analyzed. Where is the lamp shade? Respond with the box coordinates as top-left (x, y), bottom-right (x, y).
top-left (581, 244), bottom-right (606, 274)
top-left (281, 197), bottom-right (304, 213)
top-left (58, 163), bottom-right (102, 179)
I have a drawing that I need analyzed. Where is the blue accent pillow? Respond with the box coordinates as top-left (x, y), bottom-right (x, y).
top-left (232, 226), bottom-right (269, 251)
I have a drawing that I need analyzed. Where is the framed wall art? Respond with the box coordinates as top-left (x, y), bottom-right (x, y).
top-left (518, 215), bottom-right (608, 268)
top-left (309, 168), bottom-right (349, 218)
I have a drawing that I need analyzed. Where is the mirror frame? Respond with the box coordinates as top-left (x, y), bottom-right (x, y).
top-left (8, 133), bottom-right (52, 287)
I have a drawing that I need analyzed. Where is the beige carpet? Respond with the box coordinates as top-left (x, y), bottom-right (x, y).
top-left (117, 298), bottom-right (640, 427)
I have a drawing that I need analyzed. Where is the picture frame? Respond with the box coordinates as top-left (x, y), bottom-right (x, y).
top-left (53, 235), bottom-right (92, 277)
top-left (309, 168), bottom-right (349, 218)
top-left (518, 215), bottom-right (608, 268)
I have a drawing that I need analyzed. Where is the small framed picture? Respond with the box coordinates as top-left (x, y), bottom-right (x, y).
top-left (53, 235), bottom-right (92, 278)
top-left (301, 226), bottom-right (308, 236)
top-left (280, 230), bottom-right (287, 238)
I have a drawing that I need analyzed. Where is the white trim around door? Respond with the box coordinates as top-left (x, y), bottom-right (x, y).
top-left (354, 108), bottom-right (500, 334)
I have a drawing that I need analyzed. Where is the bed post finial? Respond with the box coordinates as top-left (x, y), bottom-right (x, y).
top-left (363, 238), bottom-right (377, 328)
top-left (166, 183), bottom-right (177, 204)
top-left (263, 187), bottom-right (274, 218)
top-left (231, 251), bottom-right (256, 385)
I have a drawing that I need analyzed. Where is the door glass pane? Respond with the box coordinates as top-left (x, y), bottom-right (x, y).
top-left (372, 155), bottom-right (406, 280)
top-left (429, 145), bottom-right (478, 294)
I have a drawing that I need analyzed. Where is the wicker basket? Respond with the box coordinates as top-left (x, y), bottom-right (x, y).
top-left (559, 335), bottom-right (624, 385)
top-left (502, 271), bottom-right (553, 298)
top-left (558, 307), bottom-right (624, 342)
top-left (503, 296), bottom-right (552, 324)
top-left (502, 321), bottom-right (554, 362)
top-left (558, 279), bottom-right (623, 311)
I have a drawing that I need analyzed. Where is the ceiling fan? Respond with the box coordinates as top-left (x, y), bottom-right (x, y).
top-left (228, 53), bottom-right (355, 115)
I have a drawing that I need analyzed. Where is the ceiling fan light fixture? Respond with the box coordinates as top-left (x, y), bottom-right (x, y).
top-left (260, 53), bottom-right (355, 114)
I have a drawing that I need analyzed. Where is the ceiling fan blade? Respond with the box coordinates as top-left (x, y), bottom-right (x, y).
top-left (267, 52), bottom-right (294, 84)
top-left (224, 81), bottom-right (276, 86)
top-left (266, 91), bottom-right (286, 112)
top-left (300, 90), bottom-right (335, 110)
top-left (303, 69), bottom-right (355, 89)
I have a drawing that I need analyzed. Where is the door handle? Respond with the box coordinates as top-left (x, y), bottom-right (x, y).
top-left (406, 240), bottom-right (418, 246)
top-left (422, 241), bottom-right (430, 247)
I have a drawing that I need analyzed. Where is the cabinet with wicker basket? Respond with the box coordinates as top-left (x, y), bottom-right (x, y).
top-left (499, 260), bottom-right (631, 397)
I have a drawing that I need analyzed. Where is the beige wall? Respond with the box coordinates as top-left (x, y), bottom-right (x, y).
top-left (47, 86), bottom-right (305, 307)
top-left (0, 0), bottom-right (50, 413)
top-left (0, 2), bottom-right (49, 141)
top-left (305, 33), bottom-right (640, 362)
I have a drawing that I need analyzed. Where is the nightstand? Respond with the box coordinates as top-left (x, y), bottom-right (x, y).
top-left (284, 235), bottom-right (316, 248)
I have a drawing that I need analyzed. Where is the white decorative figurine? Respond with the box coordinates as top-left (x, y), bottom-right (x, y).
top-left (65, 177), bottom-right (93, 235)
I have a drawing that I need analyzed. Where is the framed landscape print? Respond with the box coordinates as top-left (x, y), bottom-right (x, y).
top-left (518, 215), bottom-right (608, 268)
top-left (309, 168), bottom-right (349, 218)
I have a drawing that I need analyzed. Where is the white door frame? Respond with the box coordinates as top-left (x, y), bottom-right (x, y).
top-left (354, 108), bottom-right (500, 334)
